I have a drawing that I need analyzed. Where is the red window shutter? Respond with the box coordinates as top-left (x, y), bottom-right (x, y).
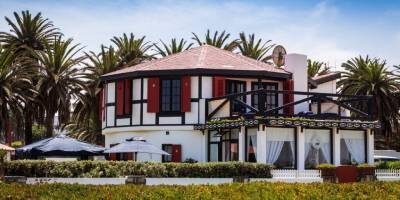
top-left (124, 80), bottom-right (132, 115)
top-left (116, 80), bottom-right (124, 116)
top-left (126, 153), bottom-right (133, 160)
top-left (172, 144), bottom-right (182, 162)
top-left (147, 77), bottom-right (160, 113)
top-left (283, 79), bottom-right (294, 115)
top-left (109, 153), bottom-right (117, 161)
top-left (181, 76), bottom-right (191, 112)
top-left (212, 76), bottom-right (226, 97)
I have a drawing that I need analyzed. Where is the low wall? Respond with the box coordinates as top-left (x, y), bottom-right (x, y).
top-left (27, 178), bottom-right (126, 185)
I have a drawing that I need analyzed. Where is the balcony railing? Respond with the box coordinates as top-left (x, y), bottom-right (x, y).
top-left (205, 89), bottom-right (374, 121)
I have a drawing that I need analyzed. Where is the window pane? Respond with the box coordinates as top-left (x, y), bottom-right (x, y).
top-left (247, 128), bottom-right (257, 162)
top-left (210, 144), bottom-right (219, 162)
top-left (340, 130), bottom-right (365, 164)
top-left (305, 129), bottom-right (331, 169)
top-left (266, 128), bottom-right (295, 168)
top-left (161, 79), bottom-right (181, 112)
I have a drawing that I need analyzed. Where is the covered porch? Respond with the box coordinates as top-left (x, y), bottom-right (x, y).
top-left (195, 89), bottom-right (380, 169)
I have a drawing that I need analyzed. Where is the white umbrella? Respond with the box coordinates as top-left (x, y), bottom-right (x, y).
top-left (104, 139), bottom-right (169, 155)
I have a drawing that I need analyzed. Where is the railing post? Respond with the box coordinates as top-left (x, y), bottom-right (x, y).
top-left (205, 99), bottom-right (209, 121)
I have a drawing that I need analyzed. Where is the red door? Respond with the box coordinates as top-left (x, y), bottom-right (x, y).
top-left (336, 165), bottom-right (358, 183)
top-left (172, 145), bottom-right (182, 162)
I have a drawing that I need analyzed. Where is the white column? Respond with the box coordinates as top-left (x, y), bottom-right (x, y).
top-left (296, 126), bottom-right (305, 170)
top-left (332, 127), bottom-right (341, 165)
top-left (257, 125), bottom-right (267, 163)
top-left (367, 129), bottom-right (374, 164)
top-left (238, 126), bottom-right (246, 162)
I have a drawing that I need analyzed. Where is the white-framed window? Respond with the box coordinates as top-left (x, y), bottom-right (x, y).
top-left (305, 129), bottom-right (332, 168)
top-left (340, 130), bottom-right (366, 164)
top-left (266, 127), bottom-right (295, 168)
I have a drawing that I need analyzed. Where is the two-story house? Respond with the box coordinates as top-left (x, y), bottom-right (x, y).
top-left (100, 45), bottom-right (379, 169)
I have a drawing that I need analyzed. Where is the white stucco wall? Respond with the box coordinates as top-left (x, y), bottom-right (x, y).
top-left (284, 54), bottom-right (308, 114)
top-left (104, 129), bottom-right (206, 162)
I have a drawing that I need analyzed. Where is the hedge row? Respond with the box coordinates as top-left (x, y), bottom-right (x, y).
top-left (1, 182), bottom-right (400, 200)
top-left (376, 161), bottom-right (400, 169)
top-left (4, 161), bottom-right (272, 178)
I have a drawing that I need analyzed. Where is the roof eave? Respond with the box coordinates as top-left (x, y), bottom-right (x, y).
top-left (101, 68), bottom-right (291, 82)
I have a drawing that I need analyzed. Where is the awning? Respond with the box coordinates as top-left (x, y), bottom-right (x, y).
top-left (104, 139), bottom-right (169, 155)
top-left (16, 135), bottom-right (105, 157)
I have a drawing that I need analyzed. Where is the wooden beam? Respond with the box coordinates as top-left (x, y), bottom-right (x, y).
top-left (207, 99), bottom-right (229, 120)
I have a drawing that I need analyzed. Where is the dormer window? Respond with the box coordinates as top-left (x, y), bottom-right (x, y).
top-left (161, 78), bottom-right (181, 113)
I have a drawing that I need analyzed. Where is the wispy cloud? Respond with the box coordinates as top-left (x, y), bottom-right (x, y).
top-left (0, 0), bottom-right (399, 67)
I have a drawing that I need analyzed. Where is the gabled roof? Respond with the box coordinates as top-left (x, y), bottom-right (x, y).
top-left (311, 72), bottom-right (341, 84)
top-left (308, 72), bottom-right (341, 89)
top-left (101, 45), bottom-right (291, 81)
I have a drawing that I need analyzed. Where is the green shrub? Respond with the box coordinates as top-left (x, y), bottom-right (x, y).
top-left (375, 161), bottom-right (400, 169)
top-left (4, 161), bottom-right (272, 178)
top-left (316, 163), bottom-right (336, 169)
top-left (357, 163), bottom-right (375, 168)
top-left (1, 182), bottom-right (400, 200)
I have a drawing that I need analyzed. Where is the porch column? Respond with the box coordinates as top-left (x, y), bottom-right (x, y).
top-left (257, 125), bottom-right (267, 163)
top-left (296, 126), bottom-right (305, 170)
top-left (332, 127), bottom-right (341, 165)
top-left (238, 126), bottom-right (246, 162)
top-left (367, 129), bottom-right (374, 164)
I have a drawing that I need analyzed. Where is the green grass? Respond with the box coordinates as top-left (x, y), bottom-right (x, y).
top-left (1, 181), bottom-right (400, 200)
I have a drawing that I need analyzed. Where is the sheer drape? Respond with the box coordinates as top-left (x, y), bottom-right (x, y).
top-left (266, 128), bottom-right (295, 166)
top-left (344, 139), bottom-right (365, 163)
top-left (305, 129), bottom-right (331, 168)
top-left (266, 141), bottom-right (284, 164)
top-left (341, 130), bottom-right (366, 164)
top-left (250, 134), bottom-right (257, 160)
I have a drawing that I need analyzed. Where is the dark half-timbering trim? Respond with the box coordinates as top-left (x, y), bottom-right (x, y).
top-left (101, 68), bottom-right (291, 82)
top-left (140, 78), bottom-right (144, 125)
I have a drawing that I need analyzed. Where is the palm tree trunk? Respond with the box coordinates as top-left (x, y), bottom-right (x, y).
top-left (45, 113), bottom-right (54, 138)
top-left (5, 120), bottom-right (12, 145)
top-left (24, 108), bottom-right (33, 144)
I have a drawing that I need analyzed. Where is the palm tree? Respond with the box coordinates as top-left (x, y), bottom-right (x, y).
top-left (237, 32), bottom-right (275, 62)
top-left (0, 10), bottom-right (60, 144)
top-left (31, 36), bottom-right (86, 137)
top-left (0, 45), bottom-right (36, 143)
top-left (0, 11), bottom-right (60, 51)
top-left (192, 30), bottom-right (239, 51)
top-left (68, 46), bottom-right (120, 143)
top-left (154, 38), bottom-right (193, 57)
top-left (307, 59), bottom-right (330, 77)
top-left (338, 56), bottom-right (400, 140)
top-left (111, 33), bottom-right (153, 67)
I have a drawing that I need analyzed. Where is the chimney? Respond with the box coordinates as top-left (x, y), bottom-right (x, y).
top-left (284, 53), bottom-right (308, 114)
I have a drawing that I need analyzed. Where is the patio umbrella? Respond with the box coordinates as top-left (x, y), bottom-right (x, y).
top-left (16, 135), bottom-right (105, 157)
top-left (104, 139), bottom-right (169, 155)
top-left (0, 143), bottom-right (14, 151)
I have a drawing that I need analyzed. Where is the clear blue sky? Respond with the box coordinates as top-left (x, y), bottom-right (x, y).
top-left (1, 0), bottom-right (399, 68)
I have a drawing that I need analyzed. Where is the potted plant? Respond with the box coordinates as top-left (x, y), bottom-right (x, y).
top-left (317, 163), bottom-right (337, 183)
top-left (357, 164), bottom-right (376, 181)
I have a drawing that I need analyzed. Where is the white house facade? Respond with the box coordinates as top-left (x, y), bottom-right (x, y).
top-left (100, 45), bottom-right (379, 169)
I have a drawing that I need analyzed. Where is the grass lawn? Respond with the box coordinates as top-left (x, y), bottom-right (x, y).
top-left (1, 181), bottom-right (400, 200)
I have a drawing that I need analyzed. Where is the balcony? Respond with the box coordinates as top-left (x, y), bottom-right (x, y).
top-left (194, 89), bottom-right (381, 130)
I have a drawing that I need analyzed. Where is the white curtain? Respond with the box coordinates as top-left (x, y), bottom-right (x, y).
top-left (290, 141), bottom-right (295, 166)
top-left (344, 139), bottom-right (365, 163)
top-left (305, 129), bottom-right (331, 166)
top-left (321, 143), bottom-right (331, 163)
top-left (266, 141), bottom-right (284, 164)
top-left (250, 135), bottom-right (257, 160)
